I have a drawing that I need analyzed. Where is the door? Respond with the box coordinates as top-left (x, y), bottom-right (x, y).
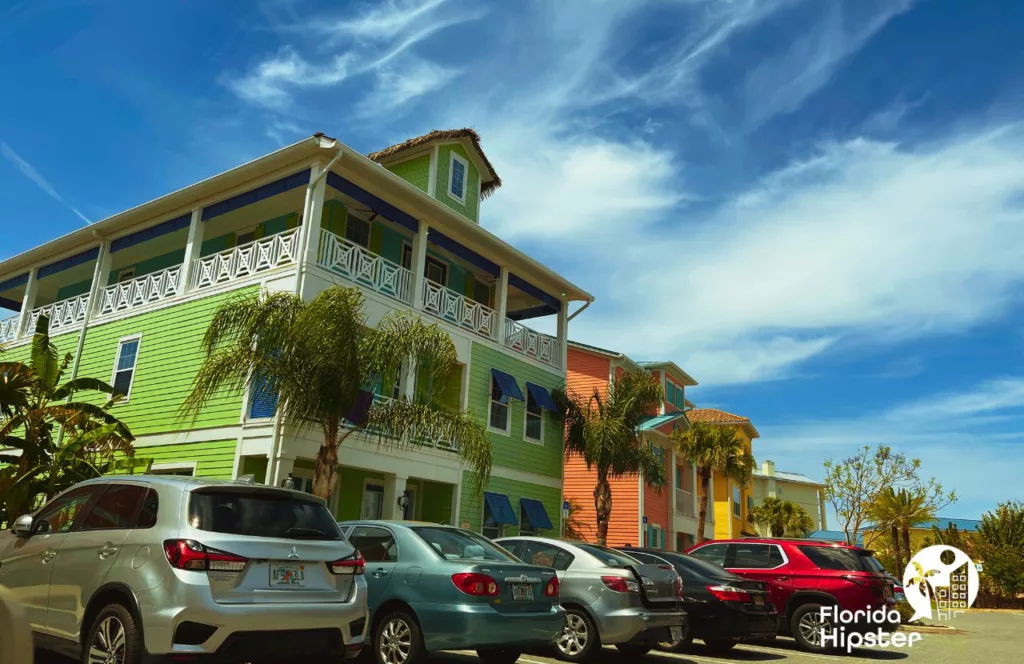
top-left (348, 525), bottom-right (399, 614)
top-left (46, 483), bottom-right (149, 638)
top-left (0, 486), bottom-right (99, 629)
top-left (360, 484), bottom-right (384, 520)
top-left (403, 486), bottom-right (417, 520)
top-left (724, 542), bottom-right (792, 611)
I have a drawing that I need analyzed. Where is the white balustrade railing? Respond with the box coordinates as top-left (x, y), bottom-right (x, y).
top-left (675, 489), bottom-right (695, 517)
top-left (0, 315), bottom-right (18, 343)
top-left (504, 318), bottom-right (559, 368)
top-left (317, 230), bottom-right (413, 304)
top-left (24, 294), bottom-right (90, 335)
top-left (422, 280), bottom-right (496, 339)
top-left (191, 229), bottom-right (299, 291)
top-left (98, 266), bottom-right (182, 316)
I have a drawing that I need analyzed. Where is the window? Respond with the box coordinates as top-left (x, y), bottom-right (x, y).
top-left (187, 490), bottom-right (342, 540)
top-left (525, 389), bottom-right (543, 442)
top-left (747, 495), bottom-right (754, 514)
top-left (666, 381), bottom-right (675, 405)
top-left (33, 487), bottom-right (98, 534)
top-left (345, 215), bottom-right (371, 248)
top-left (448, 153), bottom-right (468, 202)
top-left (283, 475), bottom-right (313, 494)
top-left (727, 543), bottom-right (785, 569)
top-left (112, 336), bottom-right (140, 400)
top-left (518, 503), bottom-right (537, 536)
top-left (348, 526), bottom-right (398, 562)
top-left (150, 464), bottom-right (194, 477)
top-left (489, 376), bottom-right (510, 434)
top-left (520, 541), bottom-right (575, 571)
top-left (361, 484), bottom-right (384, 520)
top-left (425, 256), bottom-right (447, 285)
top-left (689, 543), bottom-right (728, 567)
top-left (136, 489), bottom-right (159, 529)
top-left (798, 545), bottom-right (875, 572)
top-left (117, 268), bottom-right (136, 283)
top-left (401, 243), bottom-right (413, 270)
top-left (574, 542), bottom-right (641, 568)
top-left (414, 527), bottom-right (515, 561)
top-left (82, 484), bottom-right (148, 531)
top-left (472, 277), bottom-right (490, 306)
top-left (732, 484), bottom-right (742, 517)
top-left (236, 228), bottom-right (257, 246)
top-left (482, 501), bottom-right (504, 539)
top-left (675, 466), bottom-right (682, 489)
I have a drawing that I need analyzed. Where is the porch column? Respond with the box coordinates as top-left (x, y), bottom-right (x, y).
top-left (300, 161), bottom-right (328, 270)
top-left (556, 299), bottom-right (568, 370)
top-left (268, 456), bottom-right (295, 488)
top-left (180, 207), bottom-right (205, 293)
top-left (382, 475), bottom-right (408, 520)
top-left (494, 266), bottom-right (509, 345)
top-left (409, 221), bottom-right (429, 310)
top-left (16, 267), bottom-right (38, 338)
top-left (670, 449), bottom-right (678, 513)
top-left (450, 477), bottom-right (463, 528)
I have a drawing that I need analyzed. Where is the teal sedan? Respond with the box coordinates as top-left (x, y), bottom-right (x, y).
top-left (339, 521), bottom-right (564, 664)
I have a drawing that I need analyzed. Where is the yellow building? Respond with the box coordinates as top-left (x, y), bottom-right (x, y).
top-left (751, 461), bottom-right (827, 535)
top-left (686, 408), bottom-right (760, 539)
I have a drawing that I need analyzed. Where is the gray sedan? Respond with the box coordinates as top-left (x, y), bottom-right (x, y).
top-left (496, 537), bottom-right (687, 662)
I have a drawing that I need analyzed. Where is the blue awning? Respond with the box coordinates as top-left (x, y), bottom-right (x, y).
top-left (490, 369), bottom-right (524, 404)
top-left (520, 498), bottom-right (553, 531)
top-left (525, 382), bottom-right (558, 411)
top-left (483, 492), bottom-right (518, 526)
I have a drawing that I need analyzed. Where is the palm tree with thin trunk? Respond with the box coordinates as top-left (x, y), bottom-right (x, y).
top-left (673, 421), bottom-right (755, 544)
top-left (869, 487), bottom-right (940, 573)
top-left (750, 496), bottom-right (815, 537)
top-left (181, 286), bottom-right (492, 500)
top-left (556, 370), bottom-right (666, 545)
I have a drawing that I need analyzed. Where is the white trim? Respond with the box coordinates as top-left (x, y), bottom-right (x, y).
top-left (523, 388), bottom-right (544, 445)
top-left (447, 152), bottom-right (469, 204)
top-left (427, 146), bottom-right (439, 198)
top-left (361, 478), bottom-right (386, 520)
top-left (149, 461), bottom-right (197, 475)
top-left (487, 376), bottom-right (512, 437)
top-left (111, 333), bottom-right (142, 403)
top-left (489, 465), bottom-right (562, 490)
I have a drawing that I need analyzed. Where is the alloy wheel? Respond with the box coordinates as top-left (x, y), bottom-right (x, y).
top-left (557, 613), bottom-right (589, 657)
top-left (798, 611), bottom-right (832, 647)
top-left (379, 618), bottom-right (413, 664)
top-left (88, 616), bottom-right (126, 664)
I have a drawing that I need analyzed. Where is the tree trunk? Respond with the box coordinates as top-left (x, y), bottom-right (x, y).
top-left (312, 419), bottom-right (348, 500)
top-left (594, 469), bottom-right (612, 545)
top-left (772, 522), bottom-right (784, 537)
top-left (890, 525), bottom-right (902, 574)
top-left (696, 469), bottom-right (711, 544)
top-left (902, 525), bottom-right (912, 566)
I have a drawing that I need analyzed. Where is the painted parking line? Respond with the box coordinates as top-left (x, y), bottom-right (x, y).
top-left (723, 644), bottom-right (848, 661)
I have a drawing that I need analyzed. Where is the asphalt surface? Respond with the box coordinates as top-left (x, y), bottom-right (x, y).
top-left (36, 611), bottom-right (1024, 664)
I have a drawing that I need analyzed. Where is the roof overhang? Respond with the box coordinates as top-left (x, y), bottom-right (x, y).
top-left (638, 361), bottom-right (699, 386)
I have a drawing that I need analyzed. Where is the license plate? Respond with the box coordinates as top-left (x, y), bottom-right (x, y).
top-left (753, 594), bottom-right (766, 607)
top-left (270, 564), bottom-right (306, 586)
top-left (670, 626), bottom-right (683, 641)
top-left (511, 584), bottom-right (534, 601)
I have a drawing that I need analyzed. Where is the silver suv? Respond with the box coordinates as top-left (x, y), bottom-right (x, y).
top-left (0, 475), bottom-right (369, 663)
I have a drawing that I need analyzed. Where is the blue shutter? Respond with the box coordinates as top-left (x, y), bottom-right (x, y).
top-left (666, 381), bottom-right (675, 405)
top-left (248, 375), bottom-right (279, 419)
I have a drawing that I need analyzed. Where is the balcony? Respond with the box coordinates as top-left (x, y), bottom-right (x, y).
top-left (191, 229), bottom-right (299, 291)
top-left (422, 280), bottom-right (497, 339)
top-left (675, 489), bottom-right (695, 517)
top-left (24, 294), bottom-right (90, 336)
top-left (97, 266), bottom-right (182, 317)
top-left (0, 315), bottom-right (16, 343)
top-left (505, 319), bottom-right (559, 369)
top-left (317, 229), bottom-right (413, 304)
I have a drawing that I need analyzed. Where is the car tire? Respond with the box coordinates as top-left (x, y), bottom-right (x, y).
top-left (702, 639), bottom-right (737, 654)
top-left (615, 644), bottom-right (652, 657)
top-left (658, 623), bottom-right (694, 653)
top-left (81, 603), bottom-right (143, 664)
top-left (476, 648), bottom-right (522, 664)
top-left (554, 608), bottom-right (599, 662)
top-left (374, 610), bottom-right (426, 664)
top-left (790, 603), bottom-right (836, 654)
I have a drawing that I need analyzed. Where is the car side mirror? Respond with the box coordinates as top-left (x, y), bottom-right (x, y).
top-left (11, 515), bottom-right (33, 537)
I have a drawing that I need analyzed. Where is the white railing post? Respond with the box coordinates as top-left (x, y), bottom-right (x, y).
top-left (495, 266), bottom-right (509, 344)
top-left (15, 267), bottom-right (38, 339)
top-left (180, 208), bottom-right (205, 294)
top-left (410, 222), bottom-right (429, 310)
top-left (556, 299), bottom-right (568, 370)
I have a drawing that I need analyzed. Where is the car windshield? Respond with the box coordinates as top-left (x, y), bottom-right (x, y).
top-left (575, 543), bottom-right (640, 568)
top-left (188, 489), bottom-right (342, 540)
top-left (798, 545), bottom-right (879, 572)
top-left (413, 527), bottom-right (516, 561)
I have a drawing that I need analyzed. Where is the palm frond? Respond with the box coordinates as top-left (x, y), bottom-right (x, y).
top-left (51, 377), bottom-right (117, 401)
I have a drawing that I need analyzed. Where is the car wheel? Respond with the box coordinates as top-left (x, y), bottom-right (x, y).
top-left (81, 604), bottom-right (142, 664)
top-left (791, 603), bottom-right (836, 654)
top-left (374, 611), bottom-right (425, 664)
top-left (615, 644), bottom-right (652, 657)
top-left (702, 639), bottom-right (737, 654)
top-left (555, 608), bottom-right (599, 662)
top-left (658, 623), bottom-right (694, 653)
top-left (476, 648), bottom-right (522, 664)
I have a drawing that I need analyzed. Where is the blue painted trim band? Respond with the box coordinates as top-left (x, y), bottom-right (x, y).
top-left (38, 247), bottom-right (99, 279)
top-left (427, 228), bottom-right (499, 277)
top-left (111, 213), bottom-right (191, 253)
top-left (326, 172), bottom-right (419, 232)
top-left (202, 169), bottom-right (311, 221)
top-left (509, 274), bottom-right (561, 311)
top-left (0, 273), bottom-right (29, 292)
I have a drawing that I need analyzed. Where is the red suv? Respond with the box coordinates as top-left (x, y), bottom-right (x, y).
top-left (687, 538), bottom-right (896, 652)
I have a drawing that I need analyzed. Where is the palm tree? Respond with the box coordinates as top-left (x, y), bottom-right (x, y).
top-left (750, 496), bottom-right (814, 537)
top-left (556, 370), bottom-right (666, 545)
top-left (561, 498), bottom-right (592, 540)
top-left (869, 487), bottom-right (939, 573)
top-left (673, 421), bottom-right (755, 544)
top-left (0, 316), bottom-right (135, 522)
top-left (181, 286), bottom-right (492, 500)
top-left (868, 487), bottom-right (907, 573)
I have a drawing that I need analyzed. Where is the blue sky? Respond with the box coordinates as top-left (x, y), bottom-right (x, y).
top-left (2, 0), bottom-right (1023, 524)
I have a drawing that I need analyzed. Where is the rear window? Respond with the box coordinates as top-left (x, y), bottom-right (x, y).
top-left (798, 545), bottom-right (876, 572)
top-left (413, 527), bottom-right (516, 561)
top-left (575, 543), bottom-right (640, 568)
top-left (188, 490), bottom-right (341, 540)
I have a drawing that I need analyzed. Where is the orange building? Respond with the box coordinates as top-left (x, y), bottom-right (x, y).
top-left (563, 341), bottom-right (710, 550)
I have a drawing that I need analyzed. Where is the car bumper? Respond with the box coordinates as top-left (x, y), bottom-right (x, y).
top-left (690, 609), bottom-right (778, 642)
top-left (414, 602), bottom-right (566, 652)
top-left (597, 608), bottom-right (688, 645)
top-left (137, 571), bottom-right (369, 659)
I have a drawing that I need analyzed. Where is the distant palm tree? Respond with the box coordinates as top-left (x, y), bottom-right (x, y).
top-left (869, 487), bottom-right (939, 573)
top-left (181, 286), bottom-right (492, 499)
top-left (673, 421), bottom-right (755, 544)
top-left (750, 496), bottom-right (814, 537)
top-left (556, 370), bottom-right (666, 545)
top-left (561, 498), bottom-right (592, 540)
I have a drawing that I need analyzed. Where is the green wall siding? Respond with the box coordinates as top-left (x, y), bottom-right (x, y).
top-left (386, 154), bottom-right (431, 193)
top-left (417, 480), bottom-right (454, 523)
top-left (74, 288), bottom-right (256, 436)
top-left (468, 343), bottom-right (564, 479)
top-left (435, 145), bottom-right (480, 223)
top-left (0, 330), bottom-right (78, 365)
top-left (458, 472), bottom-right (561, 535)
top-left (116, 440), bottom-right (238, 479)
top-left (241, 456), bottom-right (268, 483)
top-left (335, 466), bottom-right (387, 520)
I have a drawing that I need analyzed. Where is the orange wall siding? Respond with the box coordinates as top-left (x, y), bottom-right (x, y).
top-left (567, 348), bottom-right (610, 399)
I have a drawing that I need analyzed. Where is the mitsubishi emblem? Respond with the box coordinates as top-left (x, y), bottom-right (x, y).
top-left (288, 546), bottom-right (299, 559)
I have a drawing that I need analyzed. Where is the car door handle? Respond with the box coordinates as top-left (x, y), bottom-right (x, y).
top-left (41, 549), bottom-right (57, 564)
top-left (99, 544), bottom-right (119, 559)
top-left (372, 568), bottom-right (390, 578)
top-left (775, 576), bottom-right (789, 581)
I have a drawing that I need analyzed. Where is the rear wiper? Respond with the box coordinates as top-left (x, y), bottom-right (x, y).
top-left (285, 527), bottom-right (330, 539)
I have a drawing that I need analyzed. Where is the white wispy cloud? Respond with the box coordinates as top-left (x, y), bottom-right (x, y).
top-left (224, 47), bottom-right (356, 110)
top-left (310, 0), bottom-right (451, 43)
top-left (359, 59), bottom-right (462, 114)
top-left (0, 140), bottom-right (91, 226)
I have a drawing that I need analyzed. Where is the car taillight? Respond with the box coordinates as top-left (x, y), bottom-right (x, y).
top-left (328, 552), bottom-right (366, 575)
top-left (544, 576), bottom-right (560, 598)
top-left (842, 574), bottom-right (886, 588)
top-left (601, 576), bottom-right (640, 593)
top-left (706, 585), bottom-right (749, 602)
top-left (673, 574), bottom-right (684, 599)
top-left (163, 539), bottom-right (247, 572)
top-left (452, 573), bottom-right (499, 596)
